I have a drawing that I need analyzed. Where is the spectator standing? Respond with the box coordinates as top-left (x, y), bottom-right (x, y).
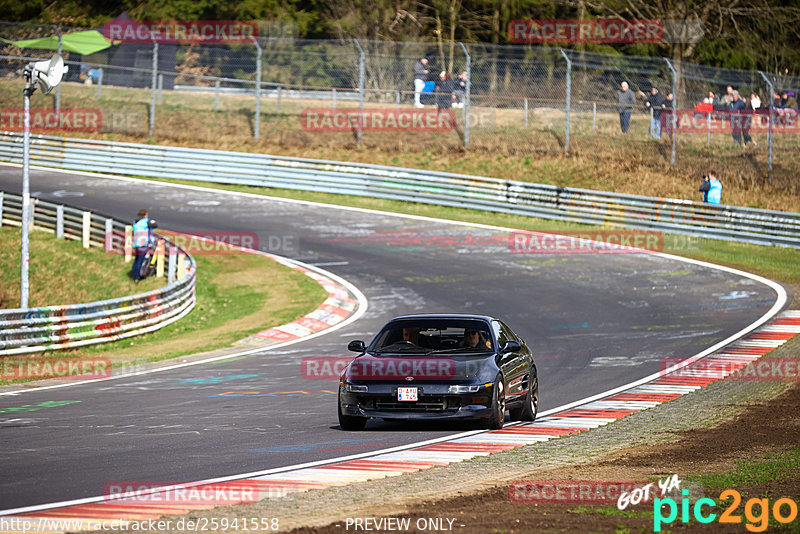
top-left (786, 91), bottom-right (798, 109)
top-left (730, 90), bottom-right (754, 146)
top-left (453, 71), bottom-right (467, 108)
top-left (750, 92), bottom-right (762, 110)
top-left (130, 209), bottom-right (157, 281)
top-left (644, 86), bottom-right (665, 139)
top-left (413, 57), bottom-right (429, 108)
top-left (699, 171), bottom-right (722, 204)
top-left (720, 85), bottom-right (735, 107)
top-left (661, 92), bottom-right (675, 138)
top-left (434, 71), bottom-right (455, 112)
top-left (617, 81), bottom-right (636, 133)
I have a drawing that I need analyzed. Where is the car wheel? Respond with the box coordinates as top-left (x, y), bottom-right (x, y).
top-left (338, 396), bottom-right (367, 431)
top-left (486, 377), bottom-right (505, 430)
top-left (510, 371), bottom-right (538, 422)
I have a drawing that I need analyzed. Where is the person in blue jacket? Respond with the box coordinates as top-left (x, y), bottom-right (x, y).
top-left (130, 209), bottom-right (157, 281)
top-left (699, 172), bottom-right (722, 204)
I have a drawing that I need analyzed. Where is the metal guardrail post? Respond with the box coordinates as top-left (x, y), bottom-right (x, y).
top-left (276, 84), bottom-right (281, 114)
top-left (353, 39), bottom-right (365, 147)
top-left (82, 211), bottom-right (91, 248)
top-left (664, 58), bottom-right (677, 166)
top-left (149, 42), bottom-right (158, 138)
top-left (559, 49), bottom-right (571, 154)
top-left (124, 225), bottom-right (132, 262)
top-left (593, 102), bottom-right (597, 131)
top-left (252, 37), bottom-right (261, 142)
top-left (56, 204), bottom-right (63, 238)
top-left (104, 218), bottom-right (113, 252)
top-left (168, 243), bottom-right (177, 283)
top-left (97, 68), bottom-right (103, 98)
top-left (0, 191), bottom-right (3, 226)
top-left (458, 42), bottom-right (470, 149)
top-left (156, 240), bottom-right (165, 277)
top-left (758, 71), bottom-right (774, 180)
top-left (177, 254), bottom-right (185, 281)
top-left (214, 79), bottom-right (220, 111)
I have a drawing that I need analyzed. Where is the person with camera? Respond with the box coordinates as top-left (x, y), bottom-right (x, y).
top-left (699, 171), bottom-right (722, 205)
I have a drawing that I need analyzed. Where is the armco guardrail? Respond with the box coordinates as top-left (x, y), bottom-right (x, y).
top-left (0, 190), bottom-right (196, 356)
top-left (1, 132), bottom-right (799, 248)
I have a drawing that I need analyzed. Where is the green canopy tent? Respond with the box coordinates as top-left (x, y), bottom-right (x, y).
top-left (1, 30), bottom-right (111, 55)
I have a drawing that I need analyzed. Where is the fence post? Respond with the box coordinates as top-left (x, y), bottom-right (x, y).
top-left (214, 79), bottom-right (220, 111)
top-left (458, 43), bottom-right (471, 149)
top-left (0, 191), bottom-right (3, 227)
top-left (56, 205), bottom-right (63, 238)
top-left (168, 243), bottom-right (177, 283)
top-left (758, 71), bottom-right (774, 180)
top-left (177, 254), bottom-right (185, 281)
top-left (124, 225), bottom-right (132, 262)
top-left (353, 39), bottom-right (365, 147)
top-left (252, 37), bottom-right (261, 142)
top-left (559, 49), bottom-right (571, 154)
top-left (707, 113), bottom-right (711, 145)
top-left (592, 102), bottom-right (597, 131)
top-left (276, 84), bottom-right (281, 114)
top-left (82, 211), bottom-right (91, 248)
top-left (54, 25), bottom-right (62, 116)
top-left (524, 98), bottom-right (528, 128)
top-left (97, 68), bottom-right (103, 98)
top-left (157, 74), bottom-right (163, 104)
top-left (149, 42), bottom-right (158, 137)
top-left (104, 218), bottom-right (113, 253)
top-left (664, 58), bottom-right (677, 166)
top-left (396, 90), bottom-right (400, 112)
top-left (332, 88), bottom-right (337, 111)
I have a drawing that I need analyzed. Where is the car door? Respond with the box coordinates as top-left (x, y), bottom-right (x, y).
top-left (492, 320), bottom-right (527, 400)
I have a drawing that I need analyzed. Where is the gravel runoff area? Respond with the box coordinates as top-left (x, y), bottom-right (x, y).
top-left (88, 331), bottom-right (800, 534)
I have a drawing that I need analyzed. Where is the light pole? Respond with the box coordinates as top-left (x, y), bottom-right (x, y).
top-left (20, 54), bottom-right (67, 308)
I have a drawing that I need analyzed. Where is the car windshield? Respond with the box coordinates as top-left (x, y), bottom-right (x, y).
top-left (371, 319), bottom-right (494, 353)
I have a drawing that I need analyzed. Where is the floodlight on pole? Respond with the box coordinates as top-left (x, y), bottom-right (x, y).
top-left (20, 54), bottom-right (67, 308)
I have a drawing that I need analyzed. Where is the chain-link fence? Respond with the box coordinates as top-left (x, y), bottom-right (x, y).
top-left (1, 22), bottom-right (798, 175)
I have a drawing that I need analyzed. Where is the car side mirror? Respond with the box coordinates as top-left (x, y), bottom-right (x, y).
top-left (500, 340), bottom-right (521, 354)
top-left (348, 340), bottom-right (366, 352)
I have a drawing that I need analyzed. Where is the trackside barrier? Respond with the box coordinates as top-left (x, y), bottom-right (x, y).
top-left (0, 132), bottom-right (799, 248)
top-left (0, 191), bottom-right (196, 356)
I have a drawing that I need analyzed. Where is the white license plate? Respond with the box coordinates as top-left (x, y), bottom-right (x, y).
top-left (397, 387), bottom-right (418, 402)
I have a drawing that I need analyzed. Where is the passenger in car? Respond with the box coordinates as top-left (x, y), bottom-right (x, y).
top-left (460, 329), bottom-right (491, 349)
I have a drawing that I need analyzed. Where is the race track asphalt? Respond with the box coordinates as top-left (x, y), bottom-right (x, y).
top-left (0, 165), bottom-right (783, 510)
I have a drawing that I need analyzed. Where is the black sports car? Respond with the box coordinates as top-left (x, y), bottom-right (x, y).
top-left (338, 314), bottom-right (538, 430)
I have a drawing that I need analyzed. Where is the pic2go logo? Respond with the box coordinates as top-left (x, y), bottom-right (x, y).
top-left (654, 489), bottom-right (798, 532)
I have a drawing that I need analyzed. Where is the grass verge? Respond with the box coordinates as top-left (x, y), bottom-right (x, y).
top-left (0, 226), bottom-right (327, 384)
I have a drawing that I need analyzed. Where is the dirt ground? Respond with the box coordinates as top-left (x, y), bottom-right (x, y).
top-left (288, 380), bottom-right (800, 533)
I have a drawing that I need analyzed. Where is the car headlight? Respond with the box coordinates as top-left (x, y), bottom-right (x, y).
top-left (344, 383), bottom-right (368, 393)
top-left (448, 384), bottom-right (481, 394)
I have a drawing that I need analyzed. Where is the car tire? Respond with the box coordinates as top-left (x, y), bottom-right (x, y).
top-left (510, 370), bottom-right (538, 422)
top-left (486, 377), bottom-right (505, 430)
top-left (338, 396), bottom-right (367, 431)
